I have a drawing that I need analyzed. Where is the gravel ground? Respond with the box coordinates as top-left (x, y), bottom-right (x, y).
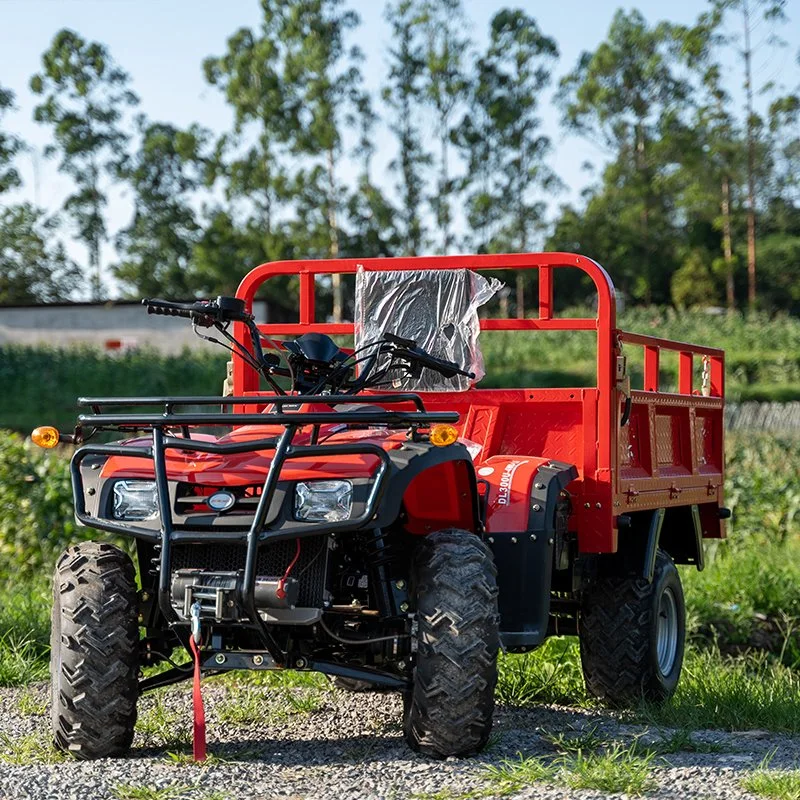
top-left (0, 681), bottom-right (797, 800)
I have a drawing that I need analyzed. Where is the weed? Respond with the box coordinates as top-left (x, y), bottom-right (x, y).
top-left (0, 732), bottom-right (65, 765)
top-left (216, 688), bottom-right (270, 726)
top-left (562, 743), bottom-right (657, 795)
top-left (111, 784), bottom-right (191, 800)
top-left (542, 724), bottom-right (607, 754)
top-left (495, 637), bottom-right (586, 707)
top-left (135, 702), bottom-right (190, 747)
top-left (484, 753), bottom-right (557, 794)
top-left (16, 688), bottom-right (47, 716)
top-left (644, 728), bottom-right (727, 755)
top-left (742, 754), bottom-right (800, 800)
top-left (637, 647), bottom-right (800, 733)
top-left (485, 742), bottom-right (656, 797)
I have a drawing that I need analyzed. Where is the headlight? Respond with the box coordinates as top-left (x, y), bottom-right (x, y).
top-left (112, 480), bottom-right (158, 521)
top-left (294, 480), bottom-right (352, 522)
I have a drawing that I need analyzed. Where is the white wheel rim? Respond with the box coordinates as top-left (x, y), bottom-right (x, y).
top-left (656, 587), bottom-right (678, 676)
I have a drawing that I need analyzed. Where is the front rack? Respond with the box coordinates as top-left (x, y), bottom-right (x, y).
top-left (69, 393), bottom-right (459, 664)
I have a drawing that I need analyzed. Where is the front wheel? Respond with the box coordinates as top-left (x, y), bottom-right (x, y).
top-left (403, 529), bottom-right (499, 759)
top-left (51, 542), bottom-right (140, 759)
top-left (578, 549), bottom-right (686, 706)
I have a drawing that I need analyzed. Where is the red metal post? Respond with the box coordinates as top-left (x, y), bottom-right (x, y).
top-left (538, 267), bottom-right (553, 321)
top-left (644, 346), bottom-right (660, 392)
top-left (679, 352), bottom-right (693, 394)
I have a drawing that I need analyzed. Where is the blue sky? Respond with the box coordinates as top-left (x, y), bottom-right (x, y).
top-left (1, 0), bottom-right (798, 291)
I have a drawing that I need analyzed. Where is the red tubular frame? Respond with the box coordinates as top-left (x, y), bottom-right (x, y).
top-left (234, 251), bottom-right (618, 472)
top-left (233, 253), bottom-right (725, 554)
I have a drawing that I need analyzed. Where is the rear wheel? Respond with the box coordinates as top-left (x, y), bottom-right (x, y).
top-left (403, 529), bottom-right (499, 758)
top-left (578, 549), bottom-right (685, 706)
top-left (51, 542), bottom-right (140, 759)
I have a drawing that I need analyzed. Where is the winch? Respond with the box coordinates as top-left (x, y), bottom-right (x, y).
top-left (171, 569), bottom-right (299, 621)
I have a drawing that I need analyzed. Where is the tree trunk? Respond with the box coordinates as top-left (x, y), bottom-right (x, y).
top-left (743, 0), bottom-right (757, 310)
top-left (721, 175), bottom-right (735, 311)
top-left (635, 122), bottom-right (652, 305)
top-left (440, 129), bottom-right (449, 255)
top-left (327, 146), bottom-right (342, 323)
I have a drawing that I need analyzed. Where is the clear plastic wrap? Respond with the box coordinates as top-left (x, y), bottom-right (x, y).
top-left (354, 268), bottom-right (502, 392)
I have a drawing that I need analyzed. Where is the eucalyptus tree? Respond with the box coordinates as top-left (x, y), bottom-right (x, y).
top-left (113, 120), bottom-right (210, 299)
top-left (30, 29), bottom-right (138, 300)
top-left (0, 85), bottom-right (23, 195)
top-left (203, 18), bottom-right (291, 240)
top-left (418, 0), bottom-right (471, 253)
top-left (342, 93), bottom-right (400, 258)
top-left (275, 0), bottom-right (364, 320)
top-left (0, 204), bottom-right (80, 304)
top-left (558, 10), bottom-right (689, 302)
top-left (456, 10), bottom-right (558, 313)
top-left (382, 0), bottom-right (429, 255)
top-left (710, 0), bottom-right (788, 308)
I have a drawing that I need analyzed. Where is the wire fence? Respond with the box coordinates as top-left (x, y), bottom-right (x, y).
top-left (726, 402), bottom-right (800, 433)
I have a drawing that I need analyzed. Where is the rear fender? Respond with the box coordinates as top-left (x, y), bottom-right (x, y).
top-left (479, 457), bottom-right (578, 650)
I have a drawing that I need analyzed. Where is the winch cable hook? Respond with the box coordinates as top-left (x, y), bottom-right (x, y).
top-left (188, 601), bottom-right (207, 762)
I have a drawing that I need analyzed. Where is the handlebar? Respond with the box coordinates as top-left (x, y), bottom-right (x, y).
top-left (143, 297), bottom-right (254, 327)
top-left (384, 333), bottom-right (475, 380)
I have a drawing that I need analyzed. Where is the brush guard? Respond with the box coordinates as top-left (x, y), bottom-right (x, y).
top-left (69, 393), bottom-right (457, 667)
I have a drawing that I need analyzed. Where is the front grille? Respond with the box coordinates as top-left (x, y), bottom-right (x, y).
top-left (171, 536), bottom-right (328, 608)
top-left (174, 483), bottom-right (263, 518)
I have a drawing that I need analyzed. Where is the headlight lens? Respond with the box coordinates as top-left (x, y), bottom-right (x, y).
top-left (112, 480), bottom-right (158, 521)
top-left (294, 480), bottom-right (353, 522)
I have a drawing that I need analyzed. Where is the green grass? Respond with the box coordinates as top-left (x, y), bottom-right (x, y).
top-left (0, 581), bottom-right (50, 686)
top-left (111, 785), bottom-right (192, 800)
top-left (742, 754), bottom-right (800, 800)
top-left (0, 732), bottom-right (65, 765)
top-left (495, 637), bottom-right (587, 707)
top-left (637, 647), bottom-right (800, 734)
top-left (484, 743), bottom-right (657, 797)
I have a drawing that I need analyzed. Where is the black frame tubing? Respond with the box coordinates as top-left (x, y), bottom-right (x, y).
top-left (68, 395), bottom-right (446, 663)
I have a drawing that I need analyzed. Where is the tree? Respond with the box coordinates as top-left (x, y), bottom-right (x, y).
top-left (557, 10), bottom-right (690, 302)
top-left (275, 0), bottom-right (365, 320)
top-left (113, 120), bottom-right (210, 299)
top-left (341, 93), bottom-right (400, 258)
top-left (456, 9), bottom-right (559, 313)
top-left (670, 15), bottom-right (745, 309)
top-left (383, 0), bottom-right (430, 255)
top-left (418, 0), bottom-right (470, 253)
top-left (30, 29), bottom-right (138, 300)
top-left (711, 0), bottom-right (788, 308)
top-left (0, 85), bottom-right (23, 195)
top-left (0, 204), bottom-right (80, 304)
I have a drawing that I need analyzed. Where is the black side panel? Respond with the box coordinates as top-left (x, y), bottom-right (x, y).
top-left (490, 461), bottom-right (578, 650)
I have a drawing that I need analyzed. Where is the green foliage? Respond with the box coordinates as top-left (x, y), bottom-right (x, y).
top-left (30, 28), bottom-right (138, 300)
top-left (639, 647), bottom-right (800, 733)
top-left (113, 121), bottom-right (210, 299)
top-left (0, 344), bottom-right (228, 433)
top-left (742, 756), bottom-right (800, 800)
top-left (0, 203), bottom-right (80, 304)
top-left (484, 743), bottom-right (657, 797)
top-left (0, 84), bottom-right (23, 194)
top-left (0, 433), bottom-right (93, 582)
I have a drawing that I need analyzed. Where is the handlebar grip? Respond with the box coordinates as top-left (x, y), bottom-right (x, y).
top-left (143, 299), bottom-right (196, 319)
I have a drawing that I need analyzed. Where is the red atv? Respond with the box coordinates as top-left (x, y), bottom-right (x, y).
top-left (41, 254), bottom-right (727, 760)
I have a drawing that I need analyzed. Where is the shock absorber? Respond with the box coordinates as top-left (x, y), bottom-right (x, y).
top-left (364, 528), bottom-right (407, 618)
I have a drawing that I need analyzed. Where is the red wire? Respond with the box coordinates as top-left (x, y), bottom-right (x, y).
top-left (276, 538), bottom-right (301, 599)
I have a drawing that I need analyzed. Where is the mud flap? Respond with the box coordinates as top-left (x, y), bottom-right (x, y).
top-left (488, 461), bottom-right (577, 651)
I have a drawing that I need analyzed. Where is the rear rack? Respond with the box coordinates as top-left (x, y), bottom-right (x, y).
top-left (69, 392), bottom-right (459, 664)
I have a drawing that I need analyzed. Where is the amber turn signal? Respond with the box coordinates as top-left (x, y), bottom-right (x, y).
top-left (31, 426), bottom-right (60, 449)
top-left (429, 424), bottom-right (459, 447)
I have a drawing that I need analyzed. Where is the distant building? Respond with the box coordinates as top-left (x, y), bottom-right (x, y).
top-left (0, 300), bottom-right (270, 354)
